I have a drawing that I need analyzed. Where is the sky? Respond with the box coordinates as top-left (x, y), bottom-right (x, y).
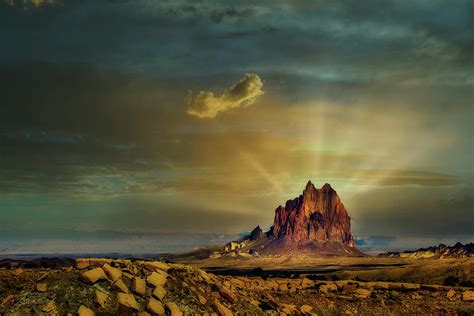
top-left (0, 0), bottom-right (473, 253)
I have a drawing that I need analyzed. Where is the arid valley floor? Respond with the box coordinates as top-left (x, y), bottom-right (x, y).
top-left (0, 255), bottom-right (473, 315)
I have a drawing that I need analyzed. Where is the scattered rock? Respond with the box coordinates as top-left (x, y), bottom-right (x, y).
top-left (462, 290), bottom-right (474, 301)
top-left (213, 299), bottom-right (233, 316)
top-left (147, 297), bottom-right (165, 315)
top-left (42, 300), bottom-right (57, 313)
top-left (411, 292), bottom-right (422, 300)
top-left (147, 271), bottom-right (167, 287)
top-left (81, 268), bottom-right (107, 284)
top-left (278, 283), bottom-right (289, 292)
top-left (76, 259), bottom-right (90, 270)
top-left (11, 268), bottom-right (24, 276)
top-left (446, 289), bottom-right (456, 300)
top-left (143, 261), bottom-right (170, 272)
top-left (320, 283), bottom-right (338, 293)
top-left (102, 263), bottom-right (122, 282)
top-left (280, 303), bottom-right (297, 314)
top-left (342, 283), bottom-right (358, 295)
top-left (117, 293), bottom-right (139, 311)
top-left (300, 304), bottom-right (313, 314)
top-left (78, 305), bottom-right (95, 316)
top-left (95, 290), bottom-right (108, 308)
top-left (113, 278), bottom-right (129, 293)
top-left (355, 288), bottom-right (371, 298)
top-left (1, 294), bottom-right (15, 306)
top-left (301, 278), bottom-right (313, 289)
top-left (218, 285), bottom-right (236, 303)
top-left (37, 272), bottom-right (49, 281)
top-left (152, 285), bottom-right (167, 300)
top-left (36, 282), bottom-right (48, 292)
top-left (198, 293), bottom-right (207, 305)
top-left (132, 277), bottom-right (146, 296)
top-left (165, 302), bottom-right (183, 316)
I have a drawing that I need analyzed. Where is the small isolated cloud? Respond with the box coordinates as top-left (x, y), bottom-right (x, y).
top-left (187, 73), bottom-right (264, 119)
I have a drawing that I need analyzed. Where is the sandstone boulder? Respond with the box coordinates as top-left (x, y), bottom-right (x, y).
top-left (462, 290), bottom-right (474, 301)
top-left (320, 283), bottom-right (337, 293)
top-left (355, 288), bottom-right (371, 298)
top-left (113, 278), bottom-right (129, 293)
top-left (300, 304), bottom-right (313, 314)
top-left (446, 289), bottom-right (456, 300)
top-left (75, 259), bottom-right (90, 270)
top-left (280, 303), bottom-right (297, 314)
top-left (143, 261), bottom-right (170, 272)
top-left (1, 294), bottom-right (15, 306)
top-left (147, 271), bottom-right (168, 287)
top-left (36, 282), bottom-right (48, 292)
top-left (81, 268), bottom-right (107, 284)
top-left (218, 285), bottom-right (236, 303)
top-left (102, 263), bottom-right (122, 282)
top-left (78, 305), bottom-right (95, 316)
top-left (95, 290), bottom-right (108, 308)
top-left (117, 293), bottom-right (139, 311)
top-left (165, 302), bottom-right (183, 316)
top-left (197, 293), bottom-right (207, 305)
top-left (132, 277), bottom-right (146, 296)
top-left (147, 298), bottom-right (165, 315)
top-left (152, 285), bottom-right (167, 301)
top-left (213, 299), bottom-right (233, 316)
top-left (42, 300), bottom-right (57, 313)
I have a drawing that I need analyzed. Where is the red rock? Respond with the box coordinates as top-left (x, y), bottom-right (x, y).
top-left (270, 181), bottom-right (356, 251)
top-left (247, 181), bottom-right (361, 255)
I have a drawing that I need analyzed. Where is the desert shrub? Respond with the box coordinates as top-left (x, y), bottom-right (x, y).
top-left (459, 280), bottom-right (474, 288)
top-left (252, 267), bottom-right (265, 279)
top-left (443, 276), bottom-right (459, 286)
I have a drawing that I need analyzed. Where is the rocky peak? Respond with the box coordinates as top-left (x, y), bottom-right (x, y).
top-left (271, 180), bottom-right (355, 249)
top-left (249, 226), bottom-right (264, 241)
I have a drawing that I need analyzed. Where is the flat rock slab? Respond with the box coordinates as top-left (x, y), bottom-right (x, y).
top-left (117, 293), bottom-right (139, 311)
top-left (81, 268), bottom-right (107, 284)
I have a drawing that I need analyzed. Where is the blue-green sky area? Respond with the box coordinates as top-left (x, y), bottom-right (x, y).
top-left (0, 0), bottom-right (473, 253)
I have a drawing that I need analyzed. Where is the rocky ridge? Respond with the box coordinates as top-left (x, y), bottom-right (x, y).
top-left (382, 242), bottom-right (474, 259)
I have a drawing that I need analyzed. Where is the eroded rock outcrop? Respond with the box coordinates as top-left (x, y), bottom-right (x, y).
top-left (269, 181), bottom-right (355, 250)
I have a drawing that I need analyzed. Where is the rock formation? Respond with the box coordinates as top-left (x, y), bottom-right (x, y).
top-left (269, 181), bottom-right (355, 250)
top-left (249, 226), bottom-right (264, 241)
top-left (217, 180), bottom-right (361, 256)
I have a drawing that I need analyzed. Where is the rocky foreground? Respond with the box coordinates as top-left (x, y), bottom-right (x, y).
top-left (0, 258), bottom-right (473, 315)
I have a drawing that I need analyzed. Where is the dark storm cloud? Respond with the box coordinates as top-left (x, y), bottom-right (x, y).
top-left (350, 187), bottom-right (474, 236)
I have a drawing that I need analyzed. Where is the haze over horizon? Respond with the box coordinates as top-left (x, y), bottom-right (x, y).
top-left (0, 0), bottom-right (473, 254)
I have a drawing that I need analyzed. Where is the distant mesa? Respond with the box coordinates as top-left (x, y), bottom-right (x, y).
top-left (219, 180), bottom-right (363, 257)
top-left (380, 242), bottom-right (474, 259)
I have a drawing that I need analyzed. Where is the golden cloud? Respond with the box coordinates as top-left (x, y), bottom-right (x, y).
top-left (187, 73), bottom-right (264, 119)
